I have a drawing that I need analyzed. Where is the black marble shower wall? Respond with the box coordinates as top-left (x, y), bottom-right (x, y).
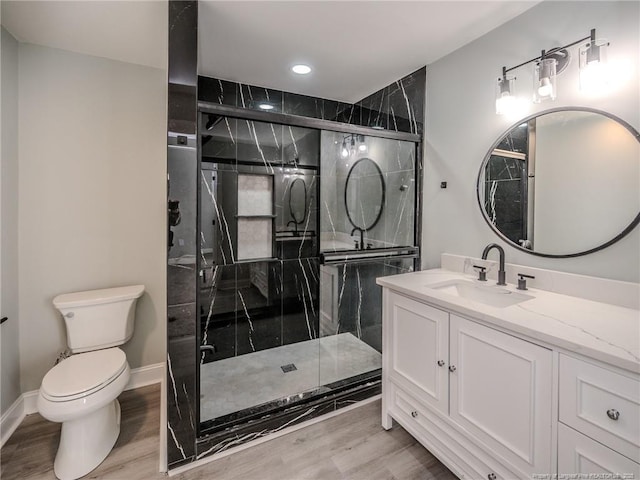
top-left (197, 66), bottom-right (426, 134)
top-left (167, 0), bottom-right (198, 467)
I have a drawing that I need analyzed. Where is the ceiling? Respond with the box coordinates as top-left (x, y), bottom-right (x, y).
top-left (2, 1), bottom-right (539, 104)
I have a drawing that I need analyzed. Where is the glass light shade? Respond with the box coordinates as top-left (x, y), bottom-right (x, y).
top-left (495, 74), bottom-right (516, 115)
top-left (533, 58), bottom-right (557, 103)
top-left (579, 39), bottom-right (609, 93)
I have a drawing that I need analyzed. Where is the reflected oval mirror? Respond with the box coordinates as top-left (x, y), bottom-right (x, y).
top-left (289, 177), bottom-right (307, 224)
top-left (345, 158), bottom-right (385, 231)
top-left (477, 108), bottom-right (640, 258)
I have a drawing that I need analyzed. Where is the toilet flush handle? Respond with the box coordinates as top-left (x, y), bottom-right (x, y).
top-left (64, 312), bottom-right (74, 319)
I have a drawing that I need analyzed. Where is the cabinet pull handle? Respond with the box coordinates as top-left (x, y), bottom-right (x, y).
top-left (437, 360), bottom-right (445, 367)
top-left (411, 411), bottom-right (418, 418)
top-left (607, 409), bottom-right (620, 421)
top-left (488, 474), bottom-right (497, 480)
top-left (448, 365), bottom-right (456, 373)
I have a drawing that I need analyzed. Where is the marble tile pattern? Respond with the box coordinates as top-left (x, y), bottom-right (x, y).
top-left (359, 67), bottom-right (426, 135)
top-left (378, 266), bottom-right (640, 374)
top-left (483, 154), bottom-right (526, 244)
top-left (333, 259), bottom-right (414, 353)
top-left (197, 66), bottom-right (425, 134)
top-left (167, 0), bottom-right (199, 466)
top-left (320, 131), bottom-right (416, 251)
top-left (200, 333), bottom-right (381, 422)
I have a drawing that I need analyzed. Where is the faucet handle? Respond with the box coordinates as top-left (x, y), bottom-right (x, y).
top-left (473, 265), bottom-right (487, 282)
top-left (517, 273), bottom-right (535, 290)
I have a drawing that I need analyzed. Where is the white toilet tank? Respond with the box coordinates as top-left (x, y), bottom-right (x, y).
top-left (53, 285), bottom-right (145, 353)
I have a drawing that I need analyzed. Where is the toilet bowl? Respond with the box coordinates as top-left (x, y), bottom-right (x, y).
top-left (37, 348), bottom-right (131, 480)
top-left (37, 284), bottom-right (144, 480)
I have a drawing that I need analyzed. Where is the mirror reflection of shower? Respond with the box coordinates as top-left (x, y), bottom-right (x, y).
top-left (286, 177), bottom-right (308, 235)
top-left (320, 132), bottom-right (415, 253)
top-left (344, 158), bottom-right (385, 250)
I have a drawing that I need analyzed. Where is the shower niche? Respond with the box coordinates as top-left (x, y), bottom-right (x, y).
top-left (195, 111), bottom-right (419, 448)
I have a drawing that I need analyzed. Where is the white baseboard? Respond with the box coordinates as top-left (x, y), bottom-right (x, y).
top-left (0, 362), bottom-right (164, 448)
top-left (0, 394), bottom-right (25, 447)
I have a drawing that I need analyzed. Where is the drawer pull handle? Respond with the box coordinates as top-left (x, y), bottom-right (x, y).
top-left (607, 409), bottom-right (620, 421)
top-left (488, 474), bottom-right (497, 480)
top-left (437, 360), bottom-right (445, 367)
top-left (448, 365), bottom-right (457, 373)
top-left (411, 411), bottom-right (418, 418)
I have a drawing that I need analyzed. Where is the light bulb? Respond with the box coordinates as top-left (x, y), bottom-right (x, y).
top-left (495, 71), bottom-right (518, 115)
top-left (533, 58), bottom-right (557, 103)
top-left (495, 93), bottom-right (515, 115)
top-left (341, 140), bottom-right (349, 158)
top-left (537, 77), bottom-right (553, 98)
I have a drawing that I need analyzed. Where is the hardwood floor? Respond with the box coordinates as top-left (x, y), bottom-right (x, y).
top-left (1, 384), bottom-right (456, 480)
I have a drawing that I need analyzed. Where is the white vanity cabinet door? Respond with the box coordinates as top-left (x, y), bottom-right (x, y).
top-left (449, 314), bottom-right (553, 477)
top-left (558, 423), bottom-right (640, 477)
top-left (387, 292), bottom-right (449, 415)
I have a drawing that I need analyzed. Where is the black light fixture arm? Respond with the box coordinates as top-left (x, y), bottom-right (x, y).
top-left (501, 28), bottom-right (596, 75)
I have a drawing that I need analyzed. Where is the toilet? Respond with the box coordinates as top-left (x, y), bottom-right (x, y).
top-left (37, 284), bottom-right (145, 480)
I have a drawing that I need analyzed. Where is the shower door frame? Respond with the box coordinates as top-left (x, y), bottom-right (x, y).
top-left (193, 100), bottom-right (423, 459)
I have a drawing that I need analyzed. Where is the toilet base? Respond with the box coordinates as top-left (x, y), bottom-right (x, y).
top-left (53, 399), bottom-right (121, 480)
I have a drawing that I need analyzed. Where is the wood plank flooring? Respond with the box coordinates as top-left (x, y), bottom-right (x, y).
top-left (1, 384), bottom-right (456, 480)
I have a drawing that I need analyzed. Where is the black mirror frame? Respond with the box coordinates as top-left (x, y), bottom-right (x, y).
top-left (344, 157), bottom-right (386, 232)
top-left (476, 106), bottom-right (640, 259)
top-left (288, 177), bottom-right (308, 225)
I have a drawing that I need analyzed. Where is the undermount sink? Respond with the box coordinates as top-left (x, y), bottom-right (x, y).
top-left (428, 280), bottom-right (533, 308)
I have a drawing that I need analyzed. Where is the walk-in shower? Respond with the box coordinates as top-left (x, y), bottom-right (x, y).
top-left (193, 109), bottom-right (419, 441)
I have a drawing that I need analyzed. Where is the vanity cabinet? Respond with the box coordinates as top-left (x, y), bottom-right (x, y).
top-left (382, 290), bottom-right (553, 479)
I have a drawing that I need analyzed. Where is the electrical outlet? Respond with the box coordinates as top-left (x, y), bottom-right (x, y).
top-left (178, 239), bottom-right (185, 246)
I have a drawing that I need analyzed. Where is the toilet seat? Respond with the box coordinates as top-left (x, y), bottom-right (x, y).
top-left (41, 348), bottom-right (127, 402)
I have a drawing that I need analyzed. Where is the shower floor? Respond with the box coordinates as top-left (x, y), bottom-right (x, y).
top-left (200, 333), bottom-right (381, 423)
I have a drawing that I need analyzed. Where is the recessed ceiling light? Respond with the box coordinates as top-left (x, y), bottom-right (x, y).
top-left (292, 64), bottom-right (311, 75)
top-left (258, 103), bottom-right (275, 110)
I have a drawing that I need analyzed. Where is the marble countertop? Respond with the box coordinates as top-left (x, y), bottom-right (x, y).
top-left (377, 269), bottom-right (640, 374)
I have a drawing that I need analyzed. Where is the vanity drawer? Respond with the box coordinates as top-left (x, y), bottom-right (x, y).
top-left (390, 384), bottom-right (522, 480)
top-left (558, 423), bottom-right (640, 477)
top-left (559, 354), bottom-right (640, 461)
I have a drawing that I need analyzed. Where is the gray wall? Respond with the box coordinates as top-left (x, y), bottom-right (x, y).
top-left (1, 26), bottom-right (21, 414)
top-left (17, 44), bottom-right (167, 392)
top-left (424, 1), bottom-right (640, 282)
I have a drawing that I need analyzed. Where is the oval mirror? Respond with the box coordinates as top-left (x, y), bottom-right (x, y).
top-left (477, 108), bottom-right (640, 258)
top-left (289, 177), bottom-right (307, 225)
top-left (345, 158), bottom-right (385, 231)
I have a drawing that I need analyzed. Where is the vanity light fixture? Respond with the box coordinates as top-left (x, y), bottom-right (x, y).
top-left (495, 29), bottom-right (608, 114)
top-left (579, 30), bottom-right (610, 92)
top-left (292, 64), bottom-right (312, 75)
top-left (495, 67), bottom-right (517, 115)
top-left (258, 103), bottom-right (275, 110)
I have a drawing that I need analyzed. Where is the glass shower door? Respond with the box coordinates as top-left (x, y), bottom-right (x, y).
top-left (197, 114), bottom-right (322, 431)
top-left (318, 130), bottom-right (418, 387)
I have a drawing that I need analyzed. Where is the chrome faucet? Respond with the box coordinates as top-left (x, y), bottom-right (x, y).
top-left (481, 243), bottom-right (506, 286)
top-left (350, 227), bottom-right (365, 250)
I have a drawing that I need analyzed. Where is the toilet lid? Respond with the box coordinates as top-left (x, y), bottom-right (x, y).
top-left (41, 348), bottom-right (127, 400)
